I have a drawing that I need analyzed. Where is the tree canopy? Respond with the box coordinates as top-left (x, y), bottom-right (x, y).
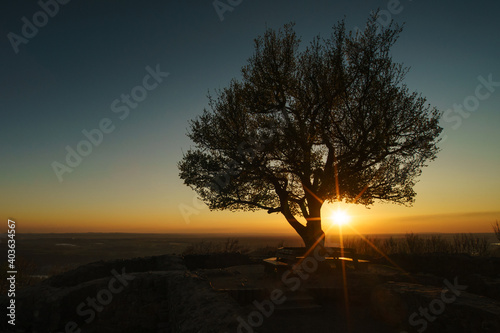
top-left (178, 14), bottom-right (442, 248)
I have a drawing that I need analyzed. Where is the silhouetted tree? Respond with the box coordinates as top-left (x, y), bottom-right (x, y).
top-left (178, 14), bottom-right (442, 250)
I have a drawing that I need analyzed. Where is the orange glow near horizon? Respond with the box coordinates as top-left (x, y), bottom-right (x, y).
top-left (4, 189), bottom-right (499, 235)
top-left (6, 208), bottom-right (500, 235)
top-left (3, 158), bottom-right (498, 235)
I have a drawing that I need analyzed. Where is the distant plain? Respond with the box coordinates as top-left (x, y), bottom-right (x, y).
top-left (2, 232), bottom-right (497, 277)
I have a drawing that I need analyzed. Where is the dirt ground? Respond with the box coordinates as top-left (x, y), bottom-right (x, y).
top-left (199, 264), bottom-right (398, 333)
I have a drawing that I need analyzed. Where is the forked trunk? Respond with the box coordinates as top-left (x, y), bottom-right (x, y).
top-left (281, 196), bottom-right (326, 252)
top-left (300, 203), bottom-right (325, 252)
top-left (300, 223), bottom-right (325, 251)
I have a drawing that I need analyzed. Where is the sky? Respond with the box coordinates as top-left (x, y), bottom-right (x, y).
top-left (1, 0), bottom-right (499, 236)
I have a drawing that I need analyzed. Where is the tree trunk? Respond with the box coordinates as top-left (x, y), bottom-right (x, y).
top-left (299, 211), bottom-right (329, 273)
top-left (280, 194), bottom-right (325, 252)
top-left (301, 203), bottom-right (325, 252)
top-left (301, 223), bottom-right (325, 251)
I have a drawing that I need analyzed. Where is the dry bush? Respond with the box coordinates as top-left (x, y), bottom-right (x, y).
top-left (342, 232), bottom-right (490, 257)
top-left (425, 235), bottom-right (450, 253)
top-left (382, 236), bottom-right (408, 254)
top-left (343, 236), bottom-right (394, 257)
top-left (493, 220), bottom-right (500, 242)
top-left (183, 238), bottom-right (248, 255)
top-left (452, 233), bottom-right (489, 256)
top-left (222, 238), bottom-right (248, 253)
top-left (405, 233), bottom-right (425, 254)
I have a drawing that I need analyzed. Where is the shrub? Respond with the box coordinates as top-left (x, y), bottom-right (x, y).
top-left (425, 235), bottom-right (450, 253)
top-left (452, 233), bottom-right (489, 256)
top-left (493, 220), bottom-right (500, 242)
top-left (182, 238), bottom-right (248, 255)
top-left (342, 232), bottom-right (490, 257)
top-left (405, 233), bottom-right (425, 254)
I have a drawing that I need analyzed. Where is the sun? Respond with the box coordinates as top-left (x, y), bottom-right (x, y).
top-left (330, 209), bottom-right (351, 226)
top-left (322, 201), bottom-right (352, 228)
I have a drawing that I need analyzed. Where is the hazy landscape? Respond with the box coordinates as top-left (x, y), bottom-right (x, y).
top-left (1, 232), bottom-right (303, 277)
top-left (2, 232), bottom-right (498, 279)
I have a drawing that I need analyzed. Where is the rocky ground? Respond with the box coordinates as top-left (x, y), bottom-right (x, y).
top-left (1, 253), bottom-right (499, 333)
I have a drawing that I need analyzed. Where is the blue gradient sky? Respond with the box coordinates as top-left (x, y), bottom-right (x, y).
top-left (1, 0), bottom-right (499, 234)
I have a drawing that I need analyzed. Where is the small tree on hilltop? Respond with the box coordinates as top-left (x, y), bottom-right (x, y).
top-left (178, 14), bottom-right (442, 250)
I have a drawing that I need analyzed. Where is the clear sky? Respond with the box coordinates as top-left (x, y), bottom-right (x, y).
top-left (1, 0), bottom-right (499, 235)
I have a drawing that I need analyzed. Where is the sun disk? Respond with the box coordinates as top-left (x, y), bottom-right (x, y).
top-left (331, 210), bottom-right (350, 226)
